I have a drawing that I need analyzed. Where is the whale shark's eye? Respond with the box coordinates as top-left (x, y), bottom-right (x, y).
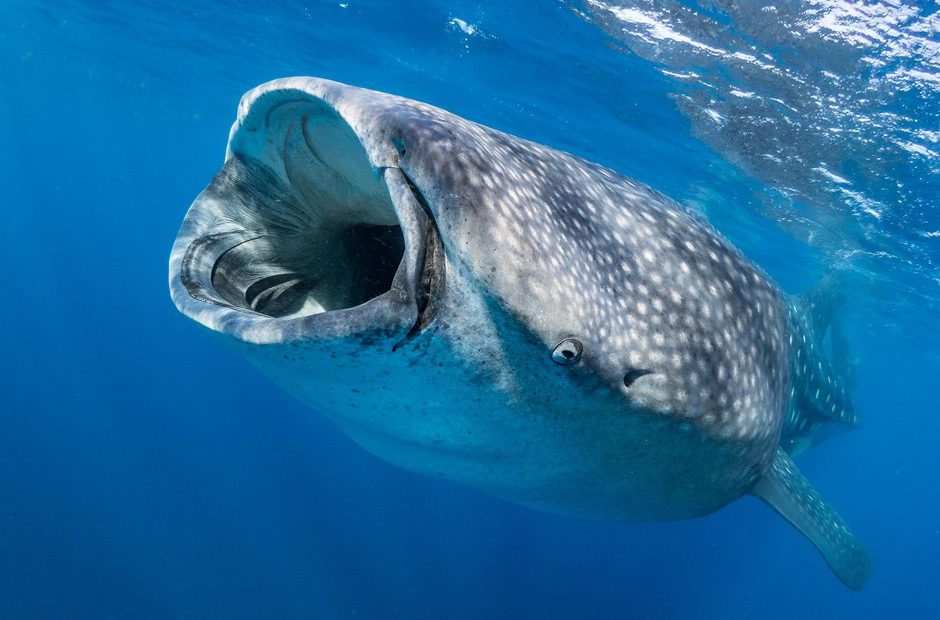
top-left (552, 339), bottom-right (583, 365)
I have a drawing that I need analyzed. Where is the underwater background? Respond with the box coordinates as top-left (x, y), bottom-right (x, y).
top-left (1, 1), bottom-right (938, 618)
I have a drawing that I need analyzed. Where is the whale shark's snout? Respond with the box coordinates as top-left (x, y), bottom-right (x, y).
top-left (169, 85), bottom-right (444, 345)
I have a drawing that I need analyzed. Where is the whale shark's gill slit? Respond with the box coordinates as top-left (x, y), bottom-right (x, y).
top-left (245, 274), bottom-right (319, 316)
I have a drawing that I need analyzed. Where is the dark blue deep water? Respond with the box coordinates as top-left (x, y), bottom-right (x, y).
top-left (2, 1), bottom-right (939, 618)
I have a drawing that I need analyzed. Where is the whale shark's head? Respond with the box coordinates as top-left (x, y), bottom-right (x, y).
top-left (170, 77), bottom-right (615, 390)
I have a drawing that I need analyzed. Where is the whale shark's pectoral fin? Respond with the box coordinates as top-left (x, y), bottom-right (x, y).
top-left (750, 449), bottom-right (871, 590)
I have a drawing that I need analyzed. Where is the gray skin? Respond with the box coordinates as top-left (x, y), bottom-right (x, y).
top-left (169, 78), bottom-right (869, 589)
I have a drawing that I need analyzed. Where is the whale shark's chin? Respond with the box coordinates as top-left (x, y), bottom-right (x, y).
top-left (170, 95), bottom-right (444, 345)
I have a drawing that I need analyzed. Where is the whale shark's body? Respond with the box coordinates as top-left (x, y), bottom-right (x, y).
top-left (169, 78), bottom-right (870, 589)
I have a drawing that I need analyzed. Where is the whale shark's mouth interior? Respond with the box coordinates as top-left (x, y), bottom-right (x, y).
top-left (198, 101), bottom-right (406, 319)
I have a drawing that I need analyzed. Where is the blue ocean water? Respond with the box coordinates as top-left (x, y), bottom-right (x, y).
top-left (1, 0), bottom-right (938, 617)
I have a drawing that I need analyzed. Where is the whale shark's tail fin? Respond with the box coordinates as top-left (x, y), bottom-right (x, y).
top-left (781, 274), bottom-right (859, 454)
top-left (751, 449), bottom-right (871, 590)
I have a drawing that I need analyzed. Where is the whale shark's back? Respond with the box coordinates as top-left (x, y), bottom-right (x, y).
top-left (781, 278), bottom-right (859, 454)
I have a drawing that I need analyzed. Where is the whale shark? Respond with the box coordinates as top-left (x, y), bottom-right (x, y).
top-left (169, 77), bottom-right (870, 589)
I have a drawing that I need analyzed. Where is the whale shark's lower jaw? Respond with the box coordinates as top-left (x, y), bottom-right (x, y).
top-left (169, 95), bottom-right (441, 345)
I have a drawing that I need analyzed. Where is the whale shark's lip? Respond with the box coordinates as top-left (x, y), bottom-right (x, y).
top-left (169, 89), bottom-right (444, 345)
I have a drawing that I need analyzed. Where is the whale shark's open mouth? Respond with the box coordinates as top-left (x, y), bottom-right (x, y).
top-left (189, 154), bottom-right (406, 320)
top-left (172, 95), bottom-right (442, 343)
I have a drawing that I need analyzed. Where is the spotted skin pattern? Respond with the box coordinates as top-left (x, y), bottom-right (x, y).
top-left (399, 108), bottom-right (790, 444)
top-left (782, 301), bottom-right (858, 453)
top-left (753, 449), bottom-right (870, 590)
top-left (170, 78), bottom-right (869, 589)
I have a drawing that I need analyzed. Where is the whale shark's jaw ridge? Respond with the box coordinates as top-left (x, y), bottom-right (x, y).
top-left (170, 95), bottom-right (441, 345)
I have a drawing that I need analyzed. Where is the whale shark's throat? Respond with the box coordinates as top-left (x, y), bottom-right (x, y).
top-left (181, 107), bottom-right (407, 319)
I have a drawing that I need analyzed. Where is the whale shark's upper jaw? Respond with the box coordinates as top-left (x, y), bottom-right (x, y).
top-left (169, 97), bottom-right (442, 346)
